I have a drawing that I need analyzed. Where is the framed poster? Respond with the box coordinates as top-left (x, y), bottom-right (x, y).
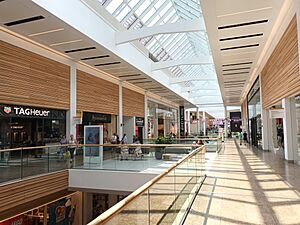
top-left (84, 125), bottom-right (103, 164)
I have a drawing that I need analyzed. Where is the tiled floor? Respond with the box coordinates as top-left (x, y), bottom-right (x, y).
top-left (184, 139), bottom-right (300, 225)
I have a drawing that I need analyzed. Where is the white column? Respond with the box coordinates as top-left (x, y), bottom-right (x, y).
top-left (118, 81), bottom-right (123, 137)
top-left (67, 63), bottom-right (77, 137)
top-left (203, 111), bottom-right (206, 136)
top-left (196, 107), bottom-right (200, 135)
top-left (187, 109), bottom-right (191, 135)
top-left (144, 93), bottom-right (148, 139)
top-left (282, 98), bottom-right (297, 161)
top-left (224, 106), bottom-right (228, 138)
top-left (261, 108), bottom-right (271, 150)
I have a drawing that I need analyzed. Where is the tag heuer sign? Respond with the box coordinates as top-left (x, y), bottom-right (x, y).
top-left (0, 104), bottom-right (60, 119)
top-left (4, 106), bottom-right (11, 114)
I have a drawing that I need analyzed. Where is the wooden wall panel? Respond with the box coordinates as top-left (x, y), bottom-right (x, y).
top-left (0, 170), bottom-right (68, 215)
top-left (261, 16), bottom-right (300, 109)
top-left (0, 41), bottom-right (70, 109)
top-left (123, 88), bottom-right (145, 117)
top-left (242, 100), bottom-right (248, 121)
top-left (77, 70), bottom-right (119, 115)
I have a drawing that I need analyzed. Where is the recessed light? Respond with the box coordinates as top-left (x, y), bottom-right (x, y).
top-left (50, 39), bottom-right (83, 46)
top-left (28, 28), bottom-right (65, 37)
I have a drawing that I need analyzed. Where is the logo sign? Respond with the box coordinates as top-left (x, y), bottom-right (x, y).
top-left (179, 106), bottom-right (185, 136)
top-left (13, 107), bottom-right (50, 117)
top-left (135, 117), bottom-right (144, 127)
top-left (4, 106), bottom-right (11, 114)
top-left (55, 206), bottom-right (66, 223)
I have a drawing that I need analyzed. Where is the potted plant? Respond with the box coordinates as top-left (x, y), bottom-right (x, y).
top-left (154, 136), bottom-right (173, 160)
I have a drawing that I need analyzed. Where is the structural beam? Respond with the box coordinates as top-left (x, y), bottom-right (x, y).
top-left (189, 94), bottom-right (220, 98)
top-left (151, 57), bottom-right (212, 71)
top-left (181, 86), bottom-right (218, 92)
top-left (115, 19), bottom-right (204, 44)
top-left (170, 76), bottom-right (217, 84)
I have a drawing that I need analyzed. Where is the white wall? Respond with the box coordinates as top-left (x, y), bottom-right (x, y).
top-left (123, 116), bottom-right (135, 143)
top-left (69, 169), bottom-right (157, 192)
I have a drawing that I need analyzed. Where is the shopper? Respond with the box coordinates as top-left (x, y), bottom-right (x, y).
top-left (120, 140), bottom-right (129, 161)
top-left (239, 132), bottom-right (243, 145)
top-left (111, 133), bottom-right (117, 144)
top-left (122, 134), bottom-right (128, 144)
top-left (59, 135), bottom-right (68, 160)
top-left (243, 131), bottom-right (248, 145)
top-left (68, 134), bottom-right (77, 167)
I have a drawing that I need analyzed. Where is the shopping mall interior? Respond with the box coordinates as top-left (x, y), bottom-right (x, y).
top-left (1, 0), bottom-right (300, 224)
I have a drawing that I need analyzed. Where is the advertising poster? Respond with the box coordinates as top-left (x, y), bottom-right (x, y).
top-left (0, 215), bottom-right (25, 225)
top-left (84, 125), bottom-right (103, 164)
top-left (49, 199), bottom-right (70, 225)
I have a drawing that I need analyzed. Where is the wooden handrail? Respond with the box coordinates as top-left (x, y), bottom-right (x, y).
top-left (88, 145), bottom-right (205, 225)
top-left (0, 143), bottom-right (208, 153)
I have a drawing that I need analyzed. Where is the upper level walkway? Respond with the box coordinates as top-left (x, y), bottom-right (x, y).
top-left (184, 139), bottom-right (300, 225)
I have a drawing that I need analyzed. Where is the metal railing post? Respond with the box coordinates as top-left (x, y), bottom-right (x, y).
top-left (20, 148), bottom-right (23, 179)
top-left (48, 147), bottom-right (50, 173)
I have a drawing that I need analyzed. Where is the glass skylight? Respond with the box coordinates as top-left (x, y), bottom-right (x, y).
top-left (101, 0), bottom-right (223, 111)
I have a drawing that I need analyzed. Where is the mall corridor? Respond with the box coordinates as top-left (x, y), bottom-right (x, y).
top-left (184, 140), bottom-right (300, 225)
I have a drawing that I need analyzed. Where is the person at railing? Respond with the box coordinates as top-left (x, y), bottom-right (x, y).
top-left (68, 134), bottom-right (78, 167)
top-left (59, 135), bottom-right (68, 160)
top-left (197, 139), bottom-right (204, 145)
top-left (133, 138), bottom-right (143, 160)
top-left (120, 140), bottom-right (129, 161)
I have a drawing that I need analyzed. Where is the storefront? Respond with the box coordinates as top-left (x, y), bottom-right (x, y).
top-left (147, 101), bottom-right (178, 138)
top-left (135, 117), bottom-right (144, 143)
top-left (0, 104), bottom-right (66, 149)
top-left (77, 112), bottom-right (117, 144)
top-left (247, 78), bottom-right (262, 148)
top-left (0, 192), bottom-right (82, 225)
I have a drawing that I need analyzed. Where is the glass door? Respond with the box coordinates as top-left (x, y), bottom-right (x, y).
top-left (295, 96), bottom-right (300, 158)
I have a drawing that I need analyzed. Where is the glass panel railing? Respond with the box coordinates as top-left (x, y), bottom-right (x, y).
top-left (0, 143), bottom-right (205, 184)
top-left (87, 145), bottom-right (206, 225)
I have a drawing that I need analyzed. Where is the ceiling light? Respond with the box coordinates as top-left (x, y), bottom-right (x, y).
top-left (217, 7), bottom-right (273, 18)
top-left (50, 39), bottom-right (83, 46)
top-left (28, 28), bottom-right (64, 37)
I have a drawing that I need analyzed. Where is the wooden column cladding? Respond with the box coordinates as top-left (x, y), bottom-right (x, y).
top-left (77, 70), bottom-right (119, 114)
top-left (261, 16), bottom-right (300, 109)
top-left (0, 41), bottom-right (70, 109)
top-left (0, 171), bottom-right (69, 220)
top-left (242, 100), bottom-right (248, 120)
top-left (123, 88), bottom-right (145, 117)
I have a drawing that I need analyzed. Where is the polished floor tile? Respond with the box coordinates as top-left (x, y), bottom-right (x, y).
top-left (184, 139), bottom-right (300, 225)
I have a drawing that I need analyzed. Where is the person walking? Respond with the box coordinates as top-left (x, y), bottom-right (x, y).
top-left (239, 131), bottom-right (243, 146)
top-left (243, 131), bottom-right (248, 145)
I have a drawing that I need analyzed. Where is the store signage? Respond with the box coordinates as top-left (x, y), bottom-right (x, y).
top-left (179, 106), bottom-right (185, 136)
top-left (135, 117), bottom-right (144, 127)
top-left (0, 216), bottom-right (24, 225)
top-left (83, 112), bottom-right (111, 124)
top-left (0, 104), bottom-right (66, 119)
top-left (13, 107), bottom-right (50, 117)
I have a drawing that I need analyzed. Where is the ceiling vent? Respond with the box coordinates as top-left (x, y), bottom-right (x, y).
top-left (221, 44), bottom-right (259, 51)
top-left (4, 15), bottom-right (45, 26)
top-left (94, 62), bottom-right (121, 66)
top-left (220, 33), bottom-right (263, 42)
top-left (222, 62), bottom-right (252, 67)
top-left (218, 19), bottom-right (268, 30)
top-left (65, 47), bottom-right (96, 53)
top-left (81, 55), bottom-right (109, 60)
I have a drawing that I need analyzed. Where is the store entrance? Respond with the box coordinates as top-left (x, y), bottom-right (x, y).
top-left (10, 118), bottom-right (43, 148)
top-left (136, 127), bottom-right (143, 144)
top-left (250, 117), bottom-right (258, 147)
top-left (271, 118), bottom-right (285, 157)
